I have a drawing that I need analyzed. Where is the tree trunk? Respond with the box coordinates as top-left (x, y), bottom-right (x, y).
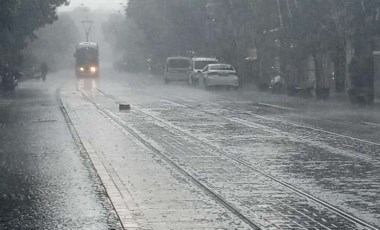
top-left (314, 52), bottom-right (330, 100)
top-left (333, 46), bottom-right (346, 93)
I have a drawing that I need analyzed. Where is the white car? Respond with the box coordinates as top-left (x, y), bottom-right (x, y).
top-left (188, 57), bottom-right (218, 85)
top-left (199, 64), bottom-right (239, 89)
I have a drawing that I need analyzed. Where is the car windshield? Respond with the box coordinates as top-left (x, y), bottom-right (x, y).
top-left (194, 60), bottom-right (218, 70)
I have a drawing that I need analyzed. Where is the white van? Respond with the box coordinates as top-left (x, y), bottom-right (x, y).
top-left (188, 57), bottom-right (219, 85)
top-left (164, 57), bottom-right (190, 84)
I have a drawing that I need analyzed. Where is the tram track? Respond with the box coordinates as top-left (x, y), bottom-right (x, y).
top-left (177, 96), bottom-right (380, 148)
top-left (94, 88), bottom-right (379, 230)
top-left (99, 88), bottom-right (380, 164)
top-left (155, 97), bottom-right (380, 163)
top-left (201, 88), bottom-right (380, 133)
top-left (117, 82), bottom-right (380, 149)
top-left (118, 78), bottom-right (380, 134)
top-left (80, 89), bottom-right (263, 230)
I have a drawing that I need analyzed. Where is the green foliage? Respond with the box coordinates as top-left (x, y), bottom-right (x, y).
top-left (0, 0), bottom-right (69, 65)
top-left (106, 0), bottom-right (380, 93)
top-left (127, 0), bottom-right (207, 58)
top-left (23, 13), bottom-right (80, 70)
top-left (103, 13), bottom-right (149, 71)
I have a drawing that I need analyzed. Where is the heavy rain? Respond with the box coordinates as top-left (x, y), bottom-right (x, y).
top-left (1, 1), bottom-right (380, 229)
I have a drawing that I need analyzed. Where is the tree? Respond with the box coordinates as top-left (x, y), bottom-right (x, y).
top-left (23, 13), bottom-right (80, 71)
top-left (111, 0), bottom-right (380, 102)
top-left (103, 13), bottom-right (149, 72)
top-left (345, 0), bottom-right (380, 104)
top-left (0, 0), bottom-right (69, 67)
top-left (281, 0), bottom-right (380, 99)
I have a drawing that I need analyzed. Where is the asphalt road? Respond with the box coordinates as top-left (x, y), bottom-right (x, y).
top-left (1, 68), bottom-right (380, 229)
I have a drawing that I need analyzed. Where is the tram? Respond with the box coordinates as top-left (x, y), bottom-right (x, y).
top-left (74, 42), bottom-right (99, 78)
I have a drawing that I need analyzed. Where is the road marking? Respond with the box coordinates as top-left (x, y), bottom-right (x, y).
top-left (160, 99), bottom-right (187, 108)
top-left (144, 97), bottom-right (379, 163)
top-left (184, 98), bottom-right (379, 146)
top-left (100, 89), bottom-right (380, 149)
top-left (288, 121), bottom-right (380, 146)
top-left (232, 116), bottom-right (379, 162)
top-left (363, 121), bottom-right (380, 127)
top-left (179, 97), bottom-right (197, 102)
top-left (258, 102), bottom-right (297, 111)
top-left (219, 100), bottom-right (253, 104)
top-left (85, 94), bottom-right (263, 230)
top-left (93, 89), bottom-right (380, 230)
top-left (135, 108), bottom-right (379, 230)
top-left (181, 97), bottom-right (380, 147)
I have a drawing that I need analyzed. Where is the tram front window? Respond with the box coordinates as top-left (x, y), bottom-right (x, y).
top-left (75, 46), bottom-right (99, 77)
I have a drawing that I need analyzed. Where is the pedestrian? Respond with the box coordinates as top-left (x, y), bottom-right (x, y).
top-left (1, 63), bottom-right (16, 92)
top-left (40, 62), bottom-right (48, 81)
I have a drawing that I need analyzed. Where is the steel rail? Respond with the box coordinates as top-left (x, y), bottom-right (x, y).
top-left (96, 88), bottom-right (380, 230)
top-left (81, 89), bottom-right (263, 230)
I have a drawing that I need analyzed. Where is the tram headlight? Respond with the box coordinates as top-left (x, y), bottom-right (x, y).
top-left (90, 66), bottom-right (97, 73)
top-left (79, 67), bottom-right (85, 72)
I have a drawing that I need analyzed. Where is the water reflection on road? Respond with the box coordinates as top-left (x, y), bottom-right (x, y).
top-left (77, 78), bottom-right (98, 95)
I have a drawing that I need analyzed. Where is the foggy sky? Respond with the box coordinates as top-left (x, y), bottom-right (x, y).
top-left (59, 0), bottom-right (128, 12)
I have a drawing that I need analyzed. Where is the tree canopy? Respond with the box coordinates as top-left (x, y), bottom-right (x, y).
top-left (105, 0), bottom-right (380, 99)
top-left (0, 0), bottom-right (69, 66)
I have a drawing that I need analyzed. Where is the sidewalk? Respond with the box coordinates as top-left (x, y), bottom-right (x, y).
top-left (0, 78), bottom-right (121, 229)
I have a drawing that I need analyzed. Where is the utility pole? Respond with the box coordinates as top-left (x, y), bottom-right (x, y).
top-left (276, 0), bottom-right (284, 29)
top-left (251, 0), bottom-right (261, 84)
top-left (286, 0), bottom-right (292, 19)
top-left (276, 0), bottom-right (284, 87)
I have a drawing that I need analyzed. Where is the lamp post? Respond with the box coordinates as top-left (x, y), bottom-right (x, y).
top-left (206, 0), bottom-right (218, 56)
top-left (276, 0), bottom-right (284, 29)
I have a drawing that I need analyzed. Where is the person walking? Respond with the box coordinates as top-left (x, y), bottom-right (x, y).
top-left (1, 63), bottom-right (15, 92)
top-left (40, 62), bottom-right (48, 81)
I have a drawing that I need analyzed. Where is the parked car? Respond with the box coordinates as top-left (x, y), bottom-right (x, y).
top-left (199, 64), bottom-right (239, 89)
top-left (164, 57), bottom-right (190, 84)
top-left (188, 57), bottom-right (218, 85)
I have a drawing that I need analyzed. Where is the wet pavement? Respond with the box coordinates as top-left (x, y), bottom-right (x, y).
top-left (0, 76), bottom-right (121, 229)
top-left (73, 69), bottom-right (379, 229)
top-left (2, 68), bottom-right (380, 229)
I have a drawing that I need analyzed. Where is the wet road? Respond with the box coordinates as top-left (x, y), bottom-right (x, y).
top-left (2, 67), bottom-right (380, 229)
top-left (62, 68), bottom-right (380, 229)
top-left (0, 77), bottom-right (121, 229)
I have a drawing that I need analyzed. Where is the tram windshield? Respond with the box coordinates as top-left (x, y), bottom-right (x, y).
top-left (76, 46), bottom-right (98, 66)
